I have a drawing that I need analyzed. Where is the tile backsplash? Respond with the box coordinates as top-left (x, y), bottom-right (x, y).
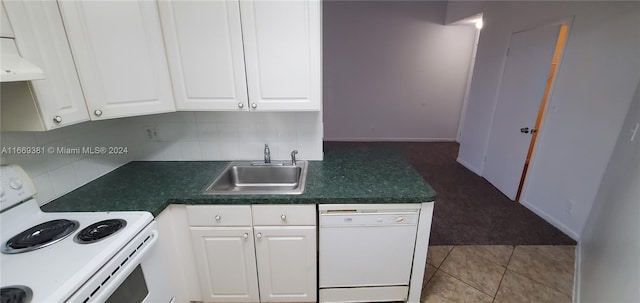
top-left (126, 111), bottom-right (323, 161)
top-left (0, 111), bottom-right (323, 204)
top-left (0, 119), bottom-right (138, 204)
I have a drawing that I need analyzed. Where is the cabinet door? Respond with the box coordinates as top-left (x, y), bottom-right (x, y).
top-left (159, 0), bottom-right (248, 111)
top-left (190, 226), bottom-right (260, 303)
top-left (240, 0), bottom-right (321, 111)
top-left (58, 0), bottom-right (175, 120)
top-left (254, 226), bottom-right (317, 302)
top-left (3, 1), bottom-right (89, 130)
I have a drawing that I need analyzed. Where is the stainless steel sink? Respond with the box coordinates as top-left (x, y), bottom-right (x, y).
top-left (203, 161), bottom-right (308, 195)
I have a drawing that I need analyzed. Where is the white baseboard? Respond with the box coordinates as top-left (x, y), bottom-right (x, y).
top-left (324, 137), bottom-right (458, 142)
top-left (573, 242), bottom-right (582, 303)
top-left (519, 198), bottom-right (580, 241)
top-left (456, 157), bottom-right (482, 175)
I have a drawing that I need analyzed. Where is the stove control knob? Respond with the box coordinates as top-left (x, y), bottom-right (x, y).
top-left (9, 178), bottom-right (23, 190)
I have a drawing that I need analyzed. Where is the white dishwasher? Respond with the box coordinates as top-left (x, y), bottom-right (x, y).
top-left (319, 204), bottom-right (421, 303)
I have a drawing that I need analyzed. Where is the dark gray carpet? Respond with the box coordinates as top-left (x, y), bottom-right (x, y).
top-left (324, 142), bottom-right (577, 246)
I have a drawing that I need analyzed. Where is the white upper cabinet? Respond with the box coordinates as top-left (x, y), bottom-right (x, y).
top-left (240, 0), bottom-right (322, 111)
top-left (58, 0), bottom-right (175, 120)
top-left (158, 0), bottom-right (321, 112)
top-left (2, 1), bottom-right (89, 130)
top-left (159, 0), bottom-right (248, 111)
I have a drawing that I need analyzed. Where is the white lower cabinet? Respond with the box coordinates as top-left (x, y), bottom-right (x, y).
top-left (254, 226), bottom-right (317, 302)
top-left (190, 226), bottom-right (260, 303)
top-left (187, 205), bottom-right (316, 303)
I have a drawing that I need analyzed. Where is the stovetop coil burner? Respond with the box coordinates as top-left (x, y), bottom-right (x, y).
top-left (0, 286), bottom-right (32, 303)
top-left (2, 219), bottom-right (79, 254)
top-left (74, 219), bottom-right (127, 244)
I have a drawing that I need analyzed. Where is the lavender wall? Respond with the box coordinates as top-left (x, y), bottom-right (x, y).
top-left (323, 1), bottom-right (477, 141)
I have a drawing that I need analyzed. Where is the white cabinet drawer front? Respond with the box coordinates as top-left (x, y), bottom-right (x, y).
top-left (186, 205), bottom-right (252, 226)
top-left (252, 205), bottom-right (315, 226)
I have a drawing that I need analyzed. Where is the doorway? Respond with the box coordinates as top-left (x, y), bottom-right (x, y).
top-left (482, 21), bottom-right (570, 201)
top-left (515, 24), bottom-right (568, 201)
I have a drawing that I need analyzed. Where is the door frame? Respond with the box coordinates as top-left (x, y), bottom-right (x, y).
top-left (480, 16), bottom-right (575, 200)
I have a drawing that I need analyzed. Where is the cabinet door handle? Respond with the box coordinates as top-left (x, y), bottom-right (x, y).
top-left (243, 233), bottom-right (249, 239)
top-left (53, 116), bottom-right (62, 124)
top-left (256, 232), bottom-right (262, 239)
top-left (281, 214), bottom-right (287, 221)
top-left (215, 215), bottom-right (221, 221)
top-left (251, 103), bottom-right (257, 109)
top-left (238, 102), bottom-right (244, 109)
top-left (94, 109), bottom-right (103, 117)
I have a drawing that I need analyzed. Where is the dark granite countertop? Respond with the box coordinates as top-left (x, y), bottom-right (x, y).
top-left (42, 146), bottom-right (436, 216)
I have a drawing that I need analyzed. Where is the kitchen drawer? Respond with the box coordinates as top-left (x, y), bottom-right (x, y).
top-left (186, 205), bottom-right (252, 226)
top-left (252, 205), bottom-right (316, 226)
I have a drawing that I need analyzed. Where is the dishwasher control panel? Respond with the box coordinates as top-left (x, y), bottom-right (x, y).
top-left (319, 211), bottom-right (419, 226)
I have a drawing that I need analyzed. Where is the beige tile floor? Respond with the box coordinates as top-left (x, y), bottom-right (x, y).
top-left (421, 245), bottom-right (576, 303)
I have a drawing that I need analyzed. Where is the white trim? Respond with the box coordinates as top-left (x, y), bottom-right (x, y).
top-left (456, 157), bottom-right (482, 176)
top-left (519, 198), bottom-right (580, 240)
top-left (407, 202), bottom-right (434, 303)
top-left (573, 242), bottom-right (581, 303)
top-left (324, 137), bottom-right (457, 142)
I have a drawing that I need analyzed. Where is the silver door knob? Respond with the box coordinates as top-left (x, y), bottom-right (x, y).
top-left (251, 103), bottom-right (257, 109)
top-left (94, 109), bottom-right (103, 117)
top-left (256, 232), bottom-right (262, 239)
top-left (243, 233), bottom-right (249, 239)
top-left (215, 215), bottom-right (221, 221)
top-left (520, 127), bottom-right (530, 134)
top-left (281, 214), bottom-right (287, 221)
top-left (53, 116), bottom-right (62, 124)
top-left (238, 102), bottom-right (244, 109)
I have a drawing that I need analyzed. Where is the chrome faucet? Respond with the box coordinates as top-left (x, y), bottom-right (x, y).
top-left (290, 150), bottom-right (298, 166)
top-left (264, 144), bottom-right (271, 164)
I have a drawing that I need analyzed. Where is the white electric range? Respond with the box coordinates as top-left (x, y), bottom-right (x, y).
top-left (0, 165), bottom-right (174, 303)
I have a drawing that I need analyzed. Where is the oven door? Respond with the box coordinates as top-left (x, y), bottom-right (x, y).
top-left (66, 222), bottom-right (174, 303)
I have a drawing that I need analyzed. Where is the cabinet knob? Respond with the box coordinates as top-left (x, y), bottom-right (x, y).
top-left (251, 103), bottom-right (257, 109)
top-left (238, 102), bottom-right (244, 109)
top-left (243, 233), bottom-right (249, 239)
top-left (281, 214), bottom-right (287, 221)
top-left (94, 109), bottom-right (103, 117)
top-left (53, 116), bottom-right (62, 124)
top-left (256, 232), bottom-right (262, 239)
top-left (215, 215), bottom-right (221, 221)
top-left (396, 216), bottom-right (404, 223)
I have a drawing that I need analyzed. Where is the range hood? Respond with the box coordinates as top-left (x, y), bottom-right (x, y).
top-left (1, 37), bottom-right (45, 82)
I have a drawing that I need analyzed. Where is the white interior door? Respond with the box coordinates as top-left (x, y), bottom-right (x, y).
top-left (483, 24), bottom-right (561, 200)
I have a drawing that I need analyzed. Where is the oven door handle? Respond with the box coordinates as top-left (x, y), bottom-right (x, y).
top-left (72, 230), bottom-right (159, 303)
